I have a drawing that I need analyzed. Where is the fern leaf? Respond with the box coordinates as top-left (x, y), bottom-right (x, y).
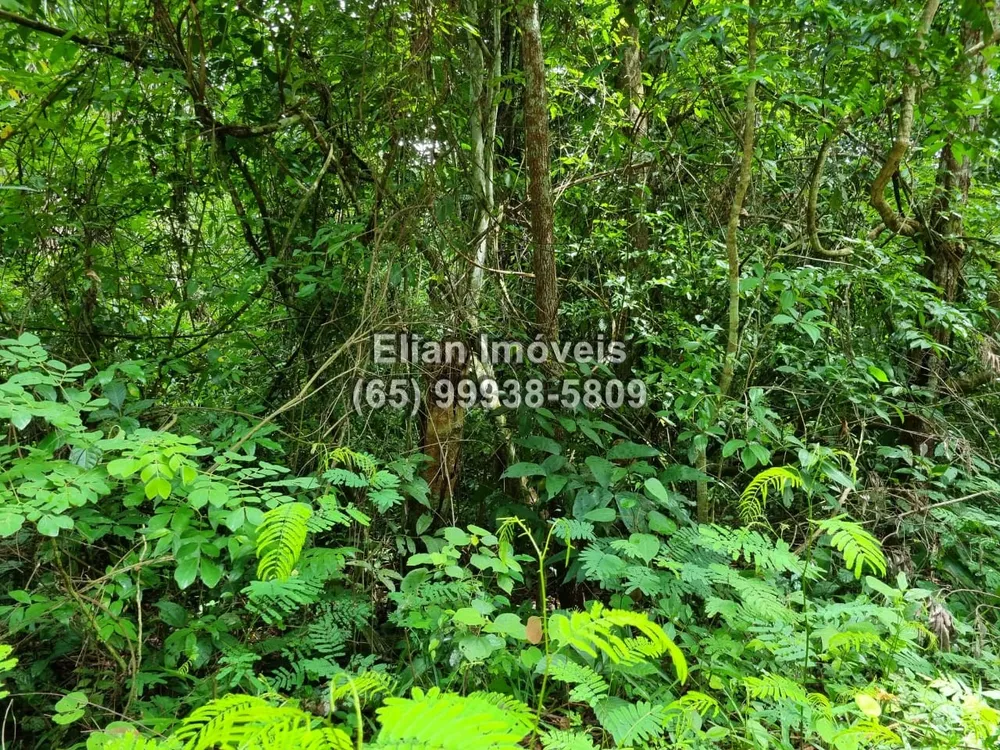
top-left (739, 466), bottom-right (802, 524)
top-left (299, 727), bottom-right (355, 750)
top-left (541, 729), bottom-right (598, 750)
top-left (596, 699), bottom-right (665, 747)
top-left (323, 468), bottom-right (368, 488)
top-left (743, 672), bottom-right (808, 704)
top-left (244, 577), bottom-right (323, 625)
top-left (832, 719), bottom-right (901, 746)
top-left (548, 603), bottom-right (688, 682)
top-left (539, 654), bottom-right (609, 707)
top-left (328, 446), bottom-right (377, 478)
top-left (665, 691), bottom-right (721, 719)
top-left (173, 694), bottom-right (270, 748)
top-left (92, 733), bottom-right (173, 750)
top-left (373, 687), bottom-right (534, 750)
top-left (255, 502), bottom-right (312, 581)
top-left (330, 671), bottom-right (395, 710)
top-left (172, 694), bottom-right (351, 750)
top-left (817, 516), bottom-right (887, 578)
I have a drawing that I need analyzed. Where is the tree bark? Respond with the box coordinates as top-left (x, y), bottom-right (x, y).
top-left (868, 0), bottom-right (939, 238)
top-left (517, 0), bottom-right (559, 341)
top-left (698, 0), bottom-right (758, 523)
top-left (718, 0), bottom-right (758, 398)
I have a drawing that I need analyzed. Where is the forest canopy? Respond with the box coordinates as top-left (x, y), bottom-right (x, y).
top-left (1, 0), bottom-right (1000, 747)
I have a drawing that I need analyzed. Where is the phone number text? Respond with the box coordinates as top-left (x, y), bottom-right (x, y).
top-left (352, 377), bottom-right (646, 415)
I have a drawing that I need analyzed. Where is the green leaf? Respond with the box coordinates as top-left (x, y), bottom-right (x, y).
top-left (53, 691), bottom-right (87, 724)
top-left (199, 558), bottom-right (224, 588)
top-left (457, 634), bottom-right (498, 661)
top-left (722, 439), bottom-right (746, 457)
top-left (55, 691), bottom-right (88, 713)
top-left (855, 694), bottom-right (881, 718)
top-left (502, 462), bottom-right (545, 479)
top-left (107, 458), bottom-right (139, 478)
top-left (545, 474), bottom-right (569, 499)
top-left (486, 612), bottom-right (527, 640)
top-left (0, 510), bottom-right (25, 537)
top-left (867, 365), bottom-right (889, 382)
top-left (644, 477), bottom-right (669, 505)
top-left (453, 607), bottom-right (486, 627)
top-left (629, 533), bottom-right (660, 563)
top-left (69, 446), bottom-right (102, 470)
top-left (443, 527), bottom-right (471, 547)
top-left (518, 436), bottom-right (562, 454)
top-left (145, 476), bottom-right (172, 500)
top-left (37, 514), bottom-right (73, 537)
top-left (607, 442), bottom-right (659, 460)
top-left (103, 381), bottom-right (127, 410)
top-left (647, 511), bottom-right (676, 536)
top-left (585, 507), bottom-right (616, 523)
top-left (585, 456), bottom-right (616, 488)
top-left (174, 556), bottom-right (199, 589)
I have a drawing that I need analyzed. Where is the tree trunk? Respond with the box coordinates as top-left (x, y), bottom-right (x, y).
top-left (517, 0), bottom-right (559, 341)
top-left (697, 0), bottom-right (758, 523)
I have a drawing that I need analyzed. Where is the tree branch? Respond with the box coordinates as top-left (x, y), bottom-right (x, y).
top-left (868, 0), bottom-right (940, 238)
top-left (0, 8), bottom-right (170, 68)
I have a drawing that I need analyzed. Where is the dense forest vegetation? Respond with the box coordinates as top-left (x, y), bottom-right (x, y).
top-left (1, 0), bottom-right (1000, 746)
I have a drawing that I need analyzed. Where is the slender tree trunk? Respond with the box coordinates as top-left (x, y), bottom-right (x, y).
top-left (615, 10), bottom-right (648, 342)
top-left (920, 19), bottom-right (984, 392)
top-left (518, 0), bottom-right (559, 341)
top-left (697, 0), bottom-right (758, 523)
top-left (718, 0), bottom-right (758, 398)
top-left (419, 0), bottom-right (503, 524)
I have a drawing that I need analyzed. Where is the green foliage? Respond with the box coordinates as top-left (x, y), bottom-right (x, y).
top-left (595, 700), bottom-right (666, 747)
top-left (548, 603), bottom-right (687, 682)
top-left (738, 466), bottom-right (803, 525)
top-left (542, 655), bottom-right (610, 707)
top-left (172, 694), bottom-right (353, 750)
top-left (2, 0), bottom-right (1000, 745)
top-left (817, 516), bottom-right (888, 579)
top-left (374, 688), bottom-right (535, 750)
top-left (256, 503), bottom-right (313, 581)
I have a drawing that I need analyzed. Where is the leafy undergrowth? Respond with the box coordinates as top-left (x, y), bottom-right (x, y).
top-left (2, 336), bottom-right (1000, 749)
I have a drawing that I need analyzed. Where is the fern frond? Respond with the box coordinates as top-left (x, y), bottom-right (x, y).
top-left (595, 699), bottom-right (666, 747)
top-left (92, 733), bottom-right (174, 750)
top-left (743, 672), bottom-right (808, 705)
top-left (172, 693), bottom-right (352, 750)
top-left (373, 687), bottom-right (534, 750)
top-left (832, 719), bottom-right (901, 746)
top-left (328, 446), bottom-right (377, 478)
top-left (173, 694), bottom-right (270, 748)
top-left (548, 603), bottom-right (687, 683)
top-left (599, 606), bottom-right (688, 683)
top-left (806, 692), bottom-right (833, 719)
top-left (697, 524), bottom-right (808, 576)
top-left (739, 466), bottom-right (802, 524)
top-left (323, 468), bottom-right (368, 488)
top-left (665, 691), bottom-right (721, 719)
top-left (579, 545), bottom-right (627, 587)
top-left (256, 502), bottom-right (312, 581)
top-left (540, 729), bottom-right (598, 750)
top-left (826, 629), bottom-right (886, 656)
top-left (540, 654), bottom-right (609, 707)
top-left (299, 727), bottom-right (355, 750)
top-left (330, 670), bottom-right (395, 710)
top-left (244, 577), bottom-right (324, 625)
top-left (817, 516), bottom-right (887, 578)
top-left (551, 518), bottom-right (596, 542)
